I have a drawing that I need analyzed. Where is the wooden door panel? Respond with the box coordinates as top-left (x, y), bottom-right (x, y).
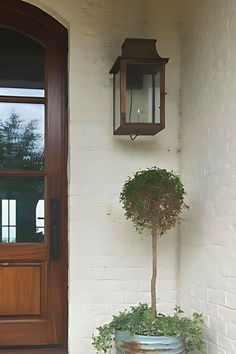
top-left (0, 245), bottom-right (48, 260)
top-left (0, 265), bottom-right (41, 315)
top-left (0, 321), bottom-right (47, 346)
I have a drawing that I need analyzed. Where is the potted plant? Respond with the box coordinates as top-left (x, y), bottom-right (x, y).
top-left (92, 167), bottom-right (205, 353)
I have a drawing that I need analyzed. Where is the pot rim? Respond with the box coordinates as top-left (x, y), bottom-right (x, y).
top-left (115, 330), bottom-right (185, 340)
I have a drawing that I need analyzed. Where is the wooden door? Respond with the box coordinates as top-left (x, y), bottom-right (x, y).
top-left (0, 1), bottom-right (68, 351)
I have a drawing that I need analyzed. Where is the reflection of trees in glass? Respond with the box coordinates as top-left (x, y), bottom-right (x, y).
top-left (0, 111), bottom-right (44, 169)
top-left (0, 112), bottom-right (44, 243)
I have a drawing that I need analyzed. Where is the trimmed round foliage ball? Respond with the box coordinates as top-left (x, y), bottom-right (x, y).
top-left (120, 167), bottom-right (187, 236)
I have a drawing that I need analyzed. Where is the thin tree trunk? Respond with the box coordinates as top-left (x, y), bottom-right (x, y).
top-left (151, 227), bottom-right (157, 316)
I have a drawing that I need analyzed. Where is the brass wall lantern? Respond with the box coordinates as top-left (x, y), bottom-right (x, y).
top-left (110, 38), bottom-right (169, 138)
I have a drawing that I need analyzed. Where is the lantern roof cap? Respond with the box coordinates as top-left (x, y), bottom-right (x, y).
top-left (122, 38), bottom-right (160, 58)
top-left (109, 38), bottom-right (169, 73)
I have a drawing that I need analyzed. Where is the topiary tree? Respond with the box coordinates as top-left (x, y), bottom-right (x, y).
top-left (120, 167), bottom-right (188, 316)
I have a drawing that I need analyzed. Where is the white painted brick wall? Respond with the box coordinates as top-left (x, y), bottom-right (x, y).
top-left (180, 0), bottom-right (236, 353)
top-left (26, 1), bottom-right (182, 353)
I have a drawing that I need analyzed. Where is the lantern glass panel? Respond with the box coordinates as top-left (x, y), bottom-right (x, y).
top-left (155, 71), bottom-right (161, 123)
top-left (126, 63), bottom-right (160, 124)
top-left (114, 70), bottom-right (120, 130)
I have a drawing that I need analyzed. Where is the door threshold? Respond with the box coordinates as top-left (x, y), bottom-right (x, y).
top-left (0, 347), bottom-right (67, 354)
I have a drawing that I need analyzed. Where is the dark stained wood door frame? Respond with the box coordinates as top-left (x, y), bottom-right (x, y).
top-left (0, 0), bottom-right (68, 352)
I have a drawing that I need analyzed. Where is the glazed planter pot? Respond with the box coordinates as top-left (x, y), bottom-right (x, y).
top-left (115, 330), bottom-right (186, 354)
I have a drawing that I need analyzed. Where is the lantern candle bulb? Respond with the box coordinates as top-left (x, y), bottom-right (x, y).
top-left (137, 108), bottom-right (141, 122)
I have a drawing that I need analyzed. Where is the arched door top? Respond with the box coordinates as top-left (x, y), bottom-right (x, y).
top-left (0, 0), bottom-right (67, 46)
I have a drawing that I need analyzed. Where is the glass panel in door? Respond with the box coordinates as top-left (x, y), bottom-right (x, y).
top-left (0, 28), bottom-right (45, 97)
top-left (0, 176), bottom-right (45, 243)
top-left (0, 103), bottom-right (45, 170)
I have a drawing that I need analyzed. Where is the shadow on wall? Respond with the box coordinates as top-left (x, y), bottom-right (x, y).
top-left (113, 136), bottom-right (168, 153)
